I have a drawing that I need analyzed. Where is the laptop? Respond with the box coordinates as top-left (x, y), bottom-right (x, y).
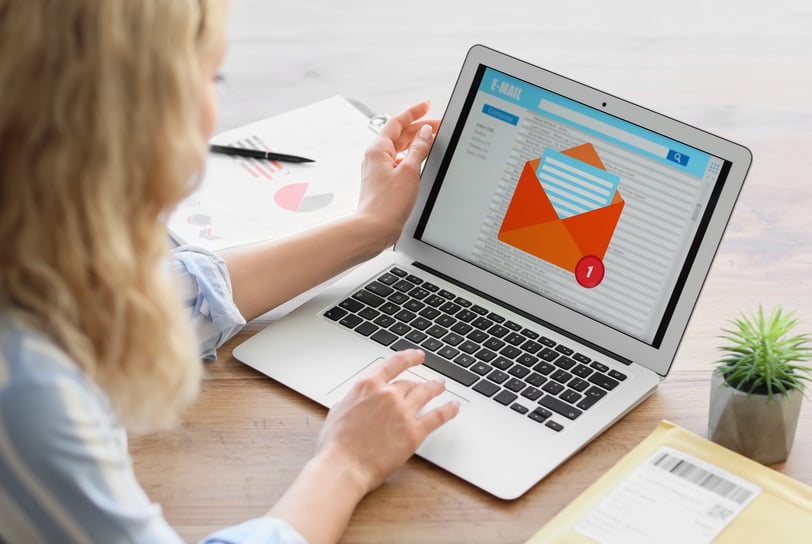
top-left (233, 44), bottom-right (751, 500)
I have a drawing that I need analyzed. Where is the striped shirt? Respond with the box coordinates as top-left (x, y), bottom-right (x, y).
top-left (0, 247), bottom-right (307, 544)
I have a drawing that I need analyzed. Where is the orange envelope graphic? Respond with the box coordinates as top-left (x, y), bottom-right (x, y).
top-left (498, 143), bottom-right (624, 273)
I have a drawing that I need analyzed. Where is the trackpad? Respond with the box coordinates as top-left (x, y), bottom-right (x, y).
top-left (323, 357), bottom-right (470, 413)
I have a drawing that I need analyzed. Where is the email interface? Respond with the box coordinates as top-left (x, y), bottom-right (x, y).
top-left (418, 66), bottom-right (728, 345)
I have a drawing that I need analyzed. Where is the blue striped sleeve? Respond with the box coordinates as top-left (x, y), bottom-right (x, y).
top-left (172, 246), bottom-right (247, 360)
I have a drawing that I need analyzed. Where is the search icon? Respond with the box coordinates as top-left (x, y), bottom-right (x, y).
top-left (667, 149), bottom-right (690, 166)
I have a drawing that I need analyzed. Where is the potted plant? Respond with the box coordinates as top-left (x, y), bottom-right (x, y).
top-left (708, 306), bottom-right (812, 464)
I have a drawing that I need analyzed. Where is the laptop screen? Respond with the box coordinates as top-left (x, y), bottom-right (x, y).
top-left (415, 65), bottom-right (731, 347)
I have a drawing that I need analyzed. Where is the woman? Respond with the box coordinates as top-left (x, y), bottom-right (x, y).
top-left (0, 1), bottom-right (458, 543)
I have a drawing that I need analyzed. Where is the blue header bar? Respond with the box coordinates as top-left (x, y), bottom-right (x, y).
top-left (479, 68), bottom-right (710, 179)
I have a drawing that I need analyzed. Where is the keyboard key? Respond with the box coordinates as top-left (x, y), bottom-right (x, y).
top-left (572, 364), bottom-right (593, 378)
top-left (505, 320), bottom-right (522, 331)
top-left (588, 373), bottom-right (620, 391)
top-left (371, 329), bottom-right (398, 346)
top-left (409, 287), bottom-right (430, 300)
top-left (455, 309), bottom-right (477, 322)
top-left (396, 344), bottom-right (478, 388)
top-left (377, 272), bottom-right (399, 285)
top-left (389, 322), bottom-right (411, 336)
top-left (499, 345), bottom-right (521, 359)
top-left (422, 282), bottom-right (439, 292)
top-left (545, 420), bottom-right (564, 432)
top-left (472, 317), bottom-right (494, 330)
top-left (453, 354), bottom-right (476, 367)
top-left (390, 267), bottom-right (407, 277)
top-left (511, 403), bottom-right (529, 414)
top-left (435, 314), bottom-right (456, 328)
top-left (521, 386), bottom-right (543, 401)
top-left (504, 378), bottom-right (525, 392)
top-left (404, 299), bottom-right (425, 312)
top-left (520, 340), bottom-right (542, 354)
top-left (520, 328), bottom-right (539, 339)
top-left (504, 332), bottom-right (525, 346)
top-left (576, 386), bottom-right (607, 410)
top-left (560, 389), bottom-right (582, 404)
top-left (366, 281), bottom-right (394, 297)
top-left (405, 330), bottom-right (427, 343)
top-left (508, 364), bottom-right (530, 379)
top-left (394, 309), bottom-right (416, 323)
top-left (525, 372), bottom-right (546, 387)
top-left (466, 329), bottom-right (488, 343)
top-left (324, 307), bottom-right (348, 321)
top-left (532, 361), bottom-right (555, 375)
top-left (411, 317), bottom-right (432, 330)
top-left (538, 348), bottom-right (558, 362)
top-left (471, 304), bottom-right (489, 315)
top-left (474, 348), bottom-right (496, 362)
top-left (339, 298), bottom-right (364, 312)
top-left (426, 325), bottom-right (448, 339)
top-left (569, 377), bottom-right (590, 392)
top-left (439, 302), bottom-right (461, 315)
top-left (483, 337), bottom-right (505, 351)
top-left (488, 324), bottom-right (509, 338)
top-left (555, 344), bottom-right (574, 356)
top-left (539, 336), bottom-right (556, 347)
top-left (453, 296), bottom-right (472, 307)
top-left (355, 322), bottom-right (378, 336)
top-left (419, 307), bottom-right (440, 320)
top-left (517, 354), bottom-right (539, 367)
top-left (450, 322), bottom-right (473, 335)
top-left (486, 369), bottom-right (509, 384)
top-left (551, 369), bottom-right (573, 384)
top-left (358, 307), bottom-right (380, 320)
top-left (388, 291), bottom-right (409, 304)
top-left (528, 407), bottom-right (552, 423)
top-left (379, 302), bottom-right (399, 315)
top-left (373, 315), bottom-right (395, 327)
top-left (424, 295), bottom-right (445, 307)
top-left (438, 289), bottom-right (456, 300)
top-left (421, 338), bottom-right (443, 352)
top-left (554, 356), bottom-right (575, 370)
top-left (442, 332), bottom-right (464, 346)
top-left (487, 312), bottom-right (505, 323)
top-left (405, 274), bottom-right (423, 285)
top-left (542, 381), bottom-right (564, 395)
top-left (539, 395), bottom-right (582, 420)
top-left (493, 389), bottom-right (518, 406)
top-left (590, 361), bottom-right (609, 373)
top-left (471, 362), bottom-right (491, 375)
top-left (609, 369), bottom-right (627, 381)
top-left (473, 380), bottom-right (500, 397)
top-left (339, 314), bottom-right (363, 329)
top-left (459, 340), bottom-right (479, 354)
top-left (438, 346), bottom-right (460, 360)
top-left (573, 353), bottom-right (591, 364)
top-left (491, 356), bottom-right (513, 371)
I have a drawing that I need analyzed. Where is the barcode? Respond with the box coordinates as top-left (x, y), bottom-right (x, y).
top-left (652, 452), bottom-right (754, 505)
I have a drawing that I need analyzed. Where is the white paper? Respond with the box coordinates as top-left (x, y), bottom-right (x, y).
top-left (168, 96), bottom-right (375, 251)
top-left (574, 446), bottom-right (761, 544)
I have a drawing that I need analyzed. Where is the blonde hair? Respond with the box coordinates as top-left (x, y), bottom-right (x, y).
top-left (0, 0), bottom-right (228, 432)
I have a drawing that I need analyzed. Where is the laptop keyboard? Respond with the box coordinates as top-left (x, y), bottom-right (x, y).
top-left (322, 266), bottom-right (627, 433)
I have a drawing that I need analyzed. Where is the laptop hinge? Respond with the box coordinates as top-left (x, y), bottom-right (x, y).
top-left (411, 261), bottom-right (634, 366)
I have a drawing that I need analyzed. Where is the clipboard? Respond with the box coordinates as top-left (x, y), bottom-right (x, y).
top-left (167, 95), bottom-right (385, 252)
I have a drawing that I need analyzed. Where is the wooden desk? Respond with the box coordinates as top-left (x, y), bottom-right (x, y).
top-left (131, 1), bottom-right (812, 541)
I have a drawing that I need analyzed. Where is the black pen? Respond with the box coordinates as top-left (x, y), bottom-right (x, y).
top-left (209, 144), bottom-right (315, 163)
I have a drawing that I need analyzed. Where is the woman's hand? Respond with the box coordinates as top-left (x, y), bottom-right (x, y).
top-left (315, 349), bottom-right (459, 494)
top-left (356, 101), bottom-right (440, 250)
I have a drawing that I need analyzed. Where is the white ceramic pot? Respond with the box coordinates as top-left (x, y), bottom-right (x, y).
top-left (708, 370), bottom-right (803, 464)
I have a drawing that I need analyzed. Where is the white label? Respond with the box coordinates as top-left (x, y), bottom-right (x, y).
top-left (574, 446), bottom-right (761, 544)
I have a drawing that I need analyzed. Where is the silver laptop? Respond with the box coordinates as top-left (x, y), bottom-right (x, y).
top-left (233, 45), bottom-right (751, 500)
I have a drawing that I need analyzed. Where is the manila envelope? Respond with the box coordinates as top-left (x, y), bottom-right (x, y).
top-left (498, 143), bottom-right (624, 273)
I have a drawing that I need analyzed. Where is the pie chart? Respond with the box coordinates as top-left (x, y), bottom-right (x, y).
top-left (273, 183), bottom-right (334, 212)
